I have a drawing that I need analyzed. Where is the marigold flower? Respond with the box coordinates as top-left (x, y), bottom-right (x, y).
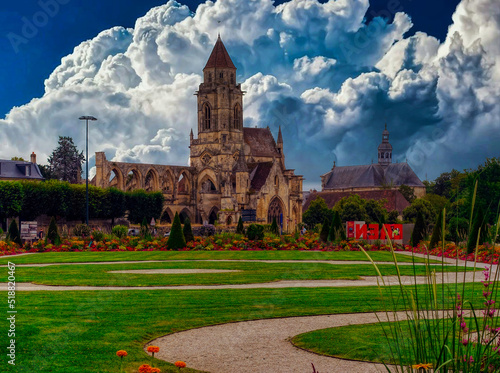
top-left (175, 361), bottom-right (187, 368)
top-left (139, 364), bottom-right (152, 373)
top-left (116, 350), bottom-right (128, 357)
top-left (150, 368), bottom-right (161, 373)
top-left (147, 346), bottom-right (160, 353)
top-left (411, 363), bottom-right (432, 370)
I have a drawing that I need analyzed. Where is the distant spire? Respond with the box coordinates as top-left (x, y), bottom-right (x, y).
top-left (277, 126), bottom-right (283, 144)
top-left (190, 128), bottom-right (193, 138)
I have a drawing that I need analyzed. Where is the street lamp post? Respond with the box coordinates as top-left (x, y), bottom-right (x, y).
top-left (79, 116), bottom-right (97, 226)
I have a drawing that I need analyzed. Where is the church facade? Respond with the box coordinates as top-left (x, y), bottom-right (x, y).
top-left (94, 36), bottom-right (303, 231)
top-left (304, 126), bottom-right (425, 214)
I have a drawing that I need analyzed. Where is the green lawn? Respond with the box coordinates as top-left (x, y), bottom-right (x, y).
top-left (7, 260), bottom-right (466, 287)
top-left (0, 250), bottom-right (436, 264)
top-left (2, 284), bottom-right (489, 373)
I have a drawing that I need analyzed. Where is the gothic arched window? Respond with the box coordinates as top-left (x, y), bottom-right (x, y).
top-left (203, 103), bottom-right (211, 130)
top-left (234, 104), bottom-right (241, 130)
top-left (380, 152), bottom-right (384, 159)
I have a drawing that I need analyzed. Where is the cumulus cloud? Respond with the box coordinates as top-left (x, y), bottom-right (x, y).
top-left (1, 0), bottom-right (499, 189)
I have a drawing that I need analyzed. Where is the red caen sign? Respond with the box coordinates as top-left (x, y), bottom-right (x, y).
top-left (347, 222), bottom-right (403, 240)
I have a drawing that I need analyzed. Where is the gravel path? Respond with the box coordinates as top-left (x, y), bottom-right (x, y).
top-left (150, 312), bottom-right (408, 373)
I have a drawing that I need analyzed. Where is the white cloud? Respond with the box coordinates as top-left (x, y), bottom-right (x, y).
top-left (1, 0), bottom-right (499, 189)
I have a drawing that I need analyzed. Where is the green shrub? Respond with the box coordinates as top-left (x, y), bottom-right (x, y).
top-left (446, 217), bottom-right (469, 243)
top-left (246, 224), bottom-right (264, 241)
top-left (328, 210), bottom-right (345, 242)
top-left (47, 217), bottom-right (60, 245)
top-left (91, 230), bottom-right (105, 242)
top-left (319, 217), bottom-right (331, 242)
top-left (7, 219), bottom-right (21, 245)
top-left (183, 217), bottom-right (194, 243)
top-left (428, 209), bottom-right (444, 250)
top-left (236, 217), bottom-right (245, 235)
top-left (411, 211), bottom-right (425, 247)
top-left (167, 212), bottom-right (186, 250)
top-left (111, 225), bottom-right (128, 239)
top-left (73, 224), bottom-right (91, 238)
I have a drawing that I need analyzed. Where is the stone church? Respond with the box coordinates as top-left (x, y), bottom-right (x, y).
top-left (94, 36), bottom-right (303, 230)
top-left (304, 125), bottom-right (425, 214)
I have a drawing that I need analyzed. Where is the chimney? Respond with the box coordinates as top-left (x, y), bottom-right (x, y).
top-left (30, 152), bottom-right (36, 164)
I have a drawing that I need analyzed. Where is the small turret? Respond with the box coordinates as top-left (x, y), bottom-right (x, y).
top-left (378, 124), bottom-right (393, 167)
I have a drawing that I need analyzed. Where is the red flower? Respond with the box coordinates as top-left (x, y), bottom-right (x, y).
top-left (116, 350), bottom-right (127, 357)
top-left (147, 345), bottom-right (160, 353)
top-left (139, 364), bottom-right (152, 373)
top-left (175, 361), bottom-right (187, 368)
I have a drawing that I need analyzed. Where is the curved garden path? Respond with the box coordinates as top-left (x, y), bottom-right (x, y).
top-left (150, 312), bottom-right (408, 373)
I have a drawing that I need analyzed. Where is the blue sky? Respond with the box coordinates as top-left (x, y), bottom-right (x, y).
top-left (0, 0), bottom-right (458, 117)
top-left (1, 0), bottom-right (498, 190)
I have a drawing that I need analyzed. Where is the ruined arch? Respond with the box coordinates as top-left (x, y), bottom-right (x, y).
top-left (125, 168), bottom-right (142, 191)
top-left (177, 171), bottom-right (191, 195)
top-left (198, 168), bottom-right (218, 193)
top-left (108, 167), bottom-right (124, 190)
top-left (267, 196), bottom-right (285, 224)
top-left (161, 169), bottom-right (175, 195)
top-left (144, 168), bottom-right (160, 192)
top-left (161, 207), bottom-right (174, 224)
top-left (179, 208), bottom-right (192, 224)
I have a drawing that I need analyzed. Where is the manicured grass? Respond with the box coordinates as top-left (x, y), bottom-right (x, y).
top-left (0, 250), bottom-right (436, 264)
top-left (2, 284), bottom-right (488, 373)
top-left (9, 260), bottom-right (467, 286)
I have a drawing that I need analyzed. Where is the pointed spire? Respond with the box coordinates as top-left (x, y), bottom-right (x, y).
top-left (277, 126), bottom-right (283, 144)
top-left (204, 36), bottom-right (236, 70)
top-left (233, 145), bottom-right (248, 172)
top-left (190, 128), bottom-right (193, 138)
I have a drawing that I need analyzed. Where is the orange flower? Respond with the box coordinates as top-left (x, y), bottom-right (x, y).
top-left (175, 361), bottom-right (187, 368)
top-left (138, 364), bottom-right (152, 373)
top-left (412, 363), bottom-right (433, 370)
top-left (147, 346), bottom-right (160, 353)
top-left (150, 368), bottom-right (161, 373)
top-left (116, 350), bottom-right (128, 357)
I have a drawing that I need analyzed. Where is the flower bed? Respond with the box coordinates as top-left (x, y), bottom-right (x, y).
top-left (1, 233), bottom-right (498, 264)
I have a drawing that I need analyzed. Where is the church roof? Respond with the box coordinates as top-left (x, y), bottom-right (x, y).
top-left (0, 159), bottom-right (44, 180)
top-left (303, 189), bottom-right (411, 214)
top-left (243, 128), bottom-right (280, 158)
top-left (322, 163), bottom-right (424, 190)
top-left (204, 35), bottom-right (236, 70)
top-left (247, 162), bottom-right (273, 191)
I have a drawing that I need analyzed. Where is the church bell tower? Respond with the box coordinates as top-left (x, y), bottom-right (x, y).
top-left (195, 35), bottom-right (244, 145)
top-left (378, 124), bottom-right (393, 167)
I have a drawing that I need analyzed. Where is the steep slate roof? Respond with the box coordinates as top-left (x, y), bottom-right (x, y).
top-left (247, 162), bottom-right (273, 191)
top-left (0, 159), bottom-right (44, 180)
top-left (322, 163), bottom-right (424, 190)
top-left (303, 190), bottom-right (410, 214)
top-left (204, 35), bottom-right (236, 70)
top-left (243, 128), bottom-right (280, 158)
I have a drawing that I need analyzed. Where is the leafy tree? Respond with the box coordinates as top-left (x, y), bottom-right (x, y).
top-left (270, 217), bottom-right (280, 236)
top-left (319, 217), bottom-right (330, 242)
top-left (399, 184), bottom-right (416, 203)
top-left (303, 197), bottom-right (333, 229)
top-left (429, 209), bottom-right (444, 250)
top-left (340, 200), bottom-right (366, 222)
top-left (47, 136), bottom-right (84, 183)
top-left (236, 217), bottom-right (245, 235)
top-left (167, 212), bottom-right (186, 250)
top-left (467, 206), bottom-right (488, 254)
top-left (424, 193), bottom-right (450, 216)
top-left (7, 219), bottom-right (21, 246)
top-left (46, 216), bottom-right (60, 245)
top-left (183, 217), bottom-right (194, 243)
top-left (10, 156), bottom-right (25, 161)
top-left (126, 190), bottom-right (164, 224)
top-left (411, 211), bottom-right (426, 247)
top-left (103, 187), bottom-right (127, 225)
top-left (403, 198), bottom-right (436, 229)
top-left (38, 164), bottom-right (57, 180)
top-left (387, 210), bottom-right (399, 224)
top-left (365, 199), bottom-right (387, 224)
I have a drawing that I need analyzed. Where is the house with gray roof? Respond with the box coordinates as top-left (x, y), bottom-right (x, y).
top-left (0, 153), bottom-right (44, 181)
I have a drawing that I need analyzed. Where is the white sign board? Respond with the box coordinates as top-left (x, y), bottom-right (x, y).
top-left (21, 221), bottom-right (38, 240)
